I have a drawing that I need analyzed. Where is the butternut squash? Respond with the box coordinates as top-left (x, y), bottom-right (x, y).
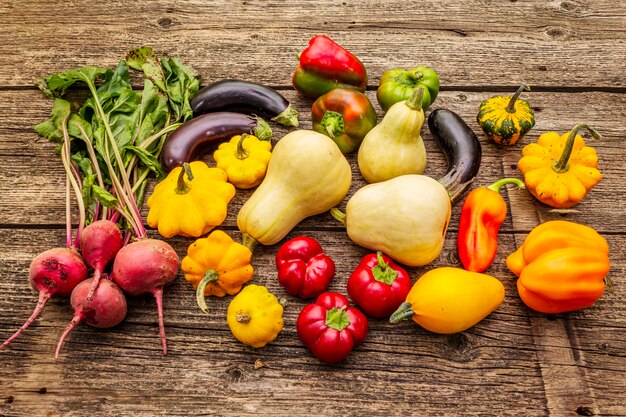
top-left (237, 130), bottom-right (352, 248)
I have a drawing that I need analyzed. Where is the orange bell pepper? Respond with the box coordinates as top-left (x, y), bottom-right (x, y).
top-left (506, 220), bottom-right (611, 314)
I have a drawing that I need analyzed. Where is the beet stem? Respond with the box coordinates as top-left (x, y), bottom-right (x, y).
top-left (61, 116), bottom-right (86, 249)
top-left (0, 291), bottom-right (52, 350)
top-left (74, 122), bottom-right (107, 220)
top-left (54, 312), bottom-right (84, 360)
top-left (153, 287), bottom-right (168, 356)
top-left (65, 178), bottom-right (73, 248)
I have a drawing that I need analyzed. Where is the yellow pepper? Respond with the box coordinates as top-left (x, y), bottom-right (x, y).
top-left (146, 161), bottom-right (236, 238)
top-left (518, 123), bottom-right (602, 208)
top-left (227, 284), bottom-right (284, 348)
top-left (181, 230), bottom-right (254, 314)
top-left (507, 220), bottom-right (611, 314)
top-left (213, 134), bottom-right (272, 189)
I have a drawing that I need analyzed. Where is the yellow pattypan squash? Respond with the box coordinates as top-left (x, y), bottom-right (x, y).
top-left (213, 134), bottom-right (272, 189)
top-left (147, 161), bottom-right (236, 238)
top-left (518, 123), bottom-right (602, 208)
top-left (227, 284), bottom-right (284, 348)
top-left (181, 230), bottom-right (254, 314)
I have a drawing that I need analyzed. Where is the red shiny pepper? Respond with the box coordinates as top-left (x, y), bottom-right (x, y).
top-left (347, 252), bottom-right (411, 318)
top-left (292, 35), bottom-right (367, 98)
top-left (297, 292), bottom-right (368, 363)
top-left (275, 236), bottom-right (335, 299)
top-left (458, 178), bottom-right (525, 272)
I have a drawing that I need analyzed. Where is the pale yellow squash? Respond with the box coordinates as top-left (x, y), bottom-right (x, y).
top-left (237, 130), bottom-right (352, 248)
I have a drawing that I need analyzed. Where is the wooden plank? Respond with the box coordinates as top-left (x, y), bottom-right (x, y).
top-left (0, 89), bottom-right (624, 233)
top-left (0, 228), bottom-right (547, 416)
top-left (503, 158), bottom-right (626, 417)
top-left (1, 1), bottom-right (625, 88)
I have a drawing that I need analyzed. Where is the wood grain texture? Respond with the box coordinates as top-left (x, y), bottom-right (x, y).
top-left (1, 1), bottom-right (625, 88)
top-left (0, 89), bottom-right (624, 232)
top-left (1, 1), bottom-right (625, 416)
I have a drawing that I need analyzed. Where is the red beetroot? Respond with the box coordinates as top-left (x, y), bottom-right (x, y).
top-left (55, 277), bottom-right (127, 359)
top-left (112, 239), bottom-right (180, 355)
top-left (80, 220), bottom-right (123, 300)
top-left (0, 248), bottom-right (88, 349)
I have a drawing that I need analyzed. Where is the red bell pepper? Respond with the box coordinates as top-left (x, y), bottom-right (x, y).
top-left (275, 236), bottom-right (335, 299)
top-left (292, 35), bottom-right (367, 98)
top-left (458, 178), bottom-right (525, 272)
top-left (296, 292), bottom-right (368, 363)
top-left (347, 252), bottom-right (411, 318)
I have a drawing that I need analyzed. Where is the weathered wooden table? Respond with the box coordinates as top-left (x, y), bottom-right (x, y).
top-left (1, 1), bottom-right (624, 416)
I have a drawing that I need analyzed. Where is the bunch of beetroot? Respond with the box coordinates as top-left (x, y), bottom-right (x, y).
top-left (1, 47), bottom-right (201, 358)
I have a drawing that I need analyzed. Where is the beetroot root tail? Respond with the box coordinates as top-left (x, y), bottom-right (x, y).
top-left (154, 288), bottom-right (168, 356)
top-left (85, 268), bottom-right (103, 302)
top-left (54, 313), bottom-right (83, 360)
top-left (0, 291), bottom-right (52, 350)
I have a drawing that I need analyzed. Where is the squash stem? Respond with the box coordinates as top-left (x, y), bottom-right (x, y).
top-left (505, 83), bottom-right (530, 113)
top-left (242, 233), bottom-right (258, 252)
top-left (552, 124), bottom-right (602, 173)
top-left (176, 163), bottom-right (194, 194)
top-left (389, 302), bottom-right (415, 324)
top-left (235, 134), bottom-right (250, 160)
top-left (487, 178), bottom-right (526, 194)
top-left (329, 207), bottom-right (347, 226)
top-left (196, 270), bottom-right (220, 315)
top-left (405, 86), bottom-right (424, 111)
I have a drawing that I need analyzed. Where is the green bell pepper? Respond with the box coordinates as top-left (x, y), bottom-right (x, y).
top-left (376, 67), bottom-right (440, 112)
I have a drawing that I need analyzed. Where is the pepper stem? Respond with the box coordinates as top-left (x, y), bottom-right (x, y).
top-left (325, 306), bottom-right (350, 331)
top-left (405, 86), bottom-right (424, 111)
top-left (196, 269), bottom-right (220, 314)
top-left (389, 302), bottom-right (415, 324)
top-left (176, 163), bottom-right (193, 194)
top-left (552, 124), bottom-right (602, 173)
top-left (505, 83), bottom-right (530, 113)
top-left (235, 134), bottom-right (249, 160)
top-left (329, 207), bottom-right (346, 226)
top-left (321, 111), bottom-right (345, 139)
top-left (487, 177), bottom-right (526, 194)
top-left (371, 252), bottom-right (398, 285)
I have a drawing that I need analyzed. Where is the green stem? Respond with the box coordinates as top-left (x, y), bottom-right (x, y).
top-left (176, 163), bottom-right (193, 194)
top-left (252, 117), bottom-right (273, 142)
top-left (552, 123), bottom-right (602, 173)
top-left (196, 270), bottom-right (220, 315)
top-left (325, 306), bottom-right (350, 331)
top-left (61, 115), bottom-right (85, 249)
top-left (321, 111), bottom-right (345, 139)
top-left (389, 302), bottom-right (415, 324)
top-left (74, 122), bottom-right (108, 220)
top-left (405, 85), bottom-right (424, 111)
top-left (271, 104), bottom-right (299, 127)
top-left (242, 233), bottom-right (258, 252)
top-left (371, 252), bottom-right (398, 285)
top-left (505, 83), bottom-right (530, 113)
top-left (329, 207), bottom-right (347, 226)
top-left (487, 177), bottom-right (526, 194)
top-left (235, 134), bottom-right (250, 160)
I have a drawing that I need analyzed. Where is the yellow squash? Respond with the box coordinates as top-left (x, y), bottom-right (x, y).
top-left (227, 284), bottom-right (284, 348)
top-left (518, 123), bottom-right (602, 208)
top-left (390, 267), bottom-right (505, 334)
top-left (213, 134), bottom-right (272, 189)
top-left (358, 87), bottom-right (426, 183)
top-left (146, 161), bottom-right (235, 238)
top-left (181, 230), bottom-right (254, 314)
top-left (237, 130), bottom-right (352, 249)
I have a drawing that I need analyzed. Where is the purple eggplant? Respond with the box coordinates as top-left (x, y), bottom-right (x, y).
top-left (161, 112), bottom-right (272, 171)
top-left (191, 79), bottom-right (299, 127)
top-left (428, 109), bottom-right (482, 204)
